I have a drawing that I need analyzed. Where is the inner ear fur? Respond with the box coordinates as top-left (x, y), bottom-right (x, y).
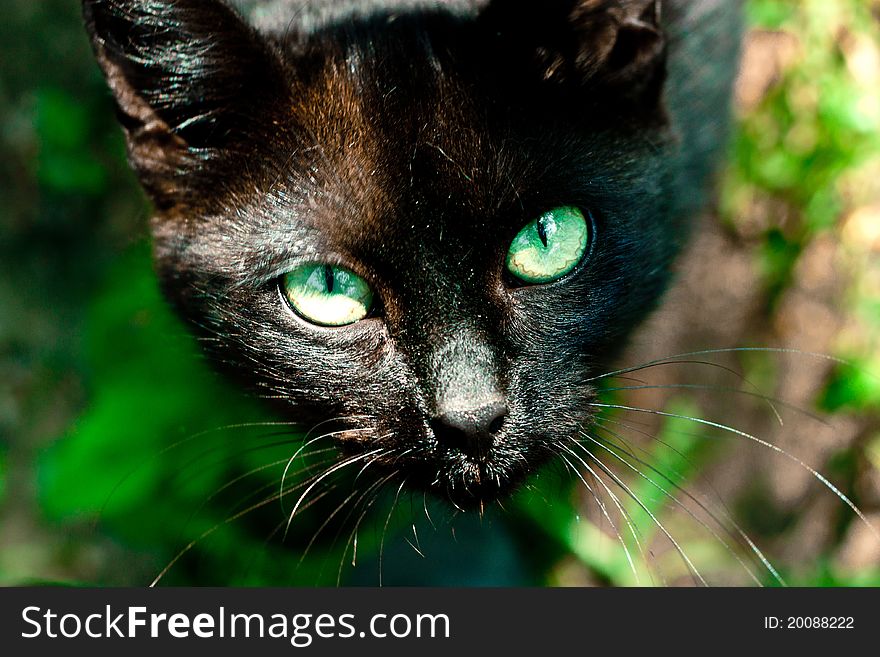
top-left (82, 0), bottom-right (289, 206)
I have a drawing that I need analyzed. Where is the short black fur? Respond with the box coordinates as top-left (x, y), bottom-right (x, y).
top-left (83, 0), bottom-right (742, 508)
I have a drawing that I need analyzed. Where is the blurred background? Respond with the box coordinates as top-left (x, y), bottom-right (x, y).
top-left (1, 0), bottom-right (879, 587)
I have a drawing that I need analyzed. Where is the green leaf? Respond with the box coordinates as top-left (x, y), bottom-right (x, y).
top-left (746, 0), bottom-right (797, 30)
top-left (34, 88), bottom-right (107, 194)
top-left (625, 398), bottom-right (711, 537)
top-left (819, 363), bottom-right (880, 412)
top-left (38, 244), bottom-right (278, 543)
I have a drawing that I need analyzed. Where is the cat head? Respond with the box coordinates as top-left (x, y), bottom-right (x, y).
top-left (84, 0), bottom-right (684, 507)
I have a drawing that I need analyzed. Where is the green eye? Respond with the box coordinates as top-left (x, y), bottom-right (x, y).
top-left (282, 263), bottom-right (374, 327)
top-left (506, 206), bottom-right (590, 284)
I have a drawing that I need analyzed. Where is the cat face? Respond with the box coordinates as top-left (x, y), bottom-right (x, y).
top-left (84, 0), bottom-right (689, 507)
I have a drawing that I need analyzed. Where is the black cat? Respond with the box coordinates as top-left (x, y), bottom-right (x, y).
top-left (82, 0), bottom-right (742, 510)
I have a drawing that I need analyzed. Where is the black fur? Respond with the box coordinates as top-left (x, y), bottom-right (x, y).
top-left (83, 0), bottom-right (741, 507)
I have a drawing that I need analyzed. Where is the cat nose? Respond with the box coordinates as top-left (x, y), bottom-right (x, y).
top-left (431, 400), bottom-right (508, 460)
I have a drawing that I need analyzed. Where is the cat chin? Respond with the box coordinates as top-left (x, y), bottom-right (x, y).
top-left (355, 443), bottom-right (553, 510)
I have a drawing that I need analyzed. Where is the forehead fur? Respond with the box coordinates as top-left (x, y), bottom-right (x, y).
top-left (283, 23), bottom-right (506, 208)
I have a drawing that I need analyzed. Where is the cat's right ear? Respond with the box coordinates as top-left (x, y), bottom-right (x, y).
top-left (82, 0), bottom-right (289, 208)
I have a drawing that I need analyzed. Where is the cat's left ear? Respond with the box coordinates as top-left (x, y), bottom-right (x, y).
top-left (480, 0), bottom-right (666, 104)
top-left (82, 0), bottom-right (290, 207)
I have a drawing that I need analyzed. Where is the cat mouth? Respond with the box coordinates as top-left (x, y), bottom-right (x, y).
top-left (434, 460), bottom-right (528, 509)
top-left (329, 418), bottom-right (558, 509)
top-left (368, 443), bottom-right (547, 510)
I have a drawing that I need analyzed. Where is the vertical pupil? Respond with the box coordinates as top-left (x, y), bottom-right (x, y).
top-left (323, 265), bottom-right (335, 293)
top-left (536, 217), bottom-right (549, 247)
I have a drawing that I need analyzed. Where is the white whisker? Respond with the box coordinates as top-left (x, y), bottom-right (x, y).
top-left (589, 402), bottom-right (880, 543)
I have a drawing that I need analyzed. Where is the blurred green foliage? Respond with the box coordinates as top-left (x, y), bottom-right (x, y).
top-left (0, 449), bottom-right (7, 505)
top-left (728, 0), bottom-right (880, 415)
top-left (35, 89), bottom-right (108, 195)
top-left (1, 0), bottom-right (879, 586)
